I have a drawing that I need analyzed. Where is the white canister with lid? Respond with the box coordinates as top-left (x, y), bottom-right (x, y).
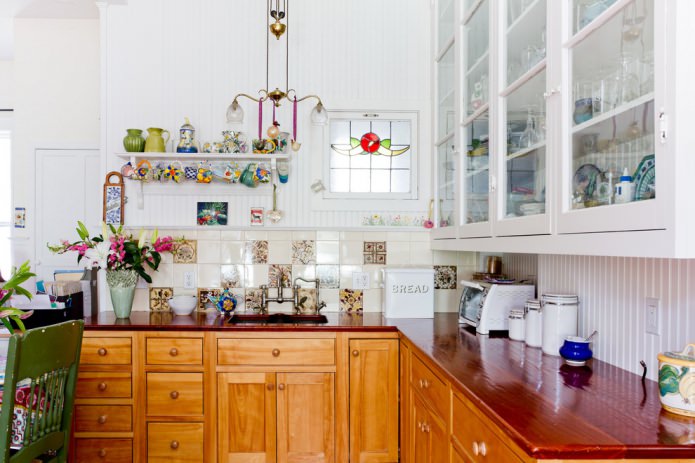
top-left (508, 309), bottom-right (526, 341)
top-left (541, 293), bottom-right (579, 356)
top-left (524, 299), bottom-right (542, 348)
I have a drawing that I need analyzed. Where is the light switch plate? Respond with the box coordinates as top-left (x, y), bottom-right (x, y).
top-left (353, 272), bottom-right (370, 290)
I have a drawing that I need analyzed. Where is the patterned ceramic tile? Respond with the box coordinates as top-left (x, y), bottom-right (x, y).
top-left (245, 240), bottom-right (268, 264)
top-left (363, 241), bottom-right (387, 265)
top-left (245, 288), bottom-right (264, 312)
top-left (340, 289), bottom-right (363, 312)
top-left (149, 287), bottom-right (173, 311)
top-left (173, 239), bottom-right (197, 264)
top-left (197, 288), bottom-right (220, 310)
top-left (268, 264), bottom-right (292, 288)
top-left (316, 265), bottom-right (339, 289)
top-left (221, 264), bottom-right (244, 288)
top-left (296, 288), bottom-right (318, 314)
top-left (291, 240), bottom-right (316, 264)
top-left (434, 265), bottom-right (457, 289)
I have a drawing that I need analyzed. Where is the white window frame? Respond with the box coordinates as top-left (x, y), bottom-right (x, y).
top-left (311, 110), bottom-right (425, 212)
top-left (0, 113), bottom-right (13, 277)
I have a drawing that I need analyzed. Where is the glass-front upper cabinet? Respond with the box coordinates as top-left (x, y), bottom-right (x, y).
top-left (433, 0), bottom-right (458, 238)
top-left (461, 0), bottom-right (492, 237)
top-left (559, 0), bottom-right (660, 233)
top-left (497, 0), bottom-right (550, 236)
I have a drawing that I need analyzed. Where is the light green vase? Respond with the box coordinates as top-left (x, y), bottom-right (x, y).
top-left (106, 270), bottom-right (138, 318)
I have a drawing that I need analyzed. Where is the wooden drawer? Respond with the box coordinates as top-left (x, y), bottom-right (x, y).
top-left (411, 353), bottom-right (449, 421)
top-left (452, 391), bottom-right (522, 463)
top-left (74, 438), bottom-right (132, 463)
top-left (81, 337), bottom-right (132, 365)
top-left (146, 337), bottom-right (203, 365)
top-left (75, 405), bottom-right (132, 432)
top-left (147, 372), bottom-right (203, 416)
top-left (76, 372), bottom-right (132, 399)
top-left (217, 338), bottom-right (335, 365)
top-left (148, 422), bottom-right (204, 462)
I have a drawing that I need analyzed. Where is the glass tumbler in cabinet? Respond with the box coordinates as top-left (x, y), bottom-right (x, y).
top-left (561, 0), bottom-right (659, 234)
top-left (437, 141), bottom-right (457, 229)
top-left (463, 114), bottom-right (490, 228)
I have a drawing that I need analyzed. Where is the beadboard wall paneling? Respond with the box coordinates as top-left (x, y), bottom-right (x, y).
top-left (538, 254), bottom-right (695, 381)
top-left (502, 253), bottom-right (538, 284)
top-left (104, 0), bottom-right (431, 228)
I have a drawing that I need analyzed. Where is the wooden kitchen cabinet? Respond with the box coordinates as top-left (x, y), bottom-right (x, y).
top-left (348, 338), bottom-right (399, 463)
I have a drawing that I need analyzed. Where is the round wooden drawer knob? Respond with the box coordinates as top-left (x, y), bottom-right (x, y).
top-left (352, 350), bottom-right (359, 357)
top-left (272, 348), bottom-right (281, 357)
top-left (98, 382), bottom-right (108, 391)
top-left (170, 440), bottom-right (179, 450)
top-left (98, 347), bottom-right (107, 356)
top-left (278, 383), bottom-right (285, 390)
top-left (169, 347), bottom-right (178, 357)
top-left (170, 390), bottom-right (179, 399)
top-left (97, 415), bottom-right (107, 424)
top-left (267, 383), bottom-right (275, 391)
top-left (98, 448), bottom-right (107, 458)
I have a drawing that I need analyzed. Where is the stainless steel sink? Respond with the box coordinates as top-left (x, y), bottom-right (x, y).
top-left (227, 313), bottom-right (328, 324)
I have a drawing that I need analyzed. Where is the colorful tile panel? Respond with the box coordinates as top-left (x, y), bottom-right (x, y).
top-left (340, 288), bottom-right (363, 312)
top-left (291, 240), bottom-right (316, 264)
top-left (363, 241), bottom-right (387, 265)
top-left (149, 287), bottom-right (173, 311)
top-left (434, 265), bottom-right (457, 289)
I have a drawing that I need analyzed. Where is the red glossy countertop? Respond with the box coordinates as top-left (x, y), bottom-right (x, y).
top-left (84, 311), bottom-right (695, 459)
top-left (84, 310), bottom-right (397, 332)
top-left (393, 314), bottom-right (695, 460)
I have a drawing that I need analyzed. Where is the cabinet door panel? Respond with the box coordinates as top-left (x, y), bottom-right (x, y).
top-left (349, 339), bottom-right (399, 463)
top-left (411, 394), bottom-right (431, 463)
top-left (277, 372), bottom-right (335, 463)
top-left (217, 372), bottom-right (276, 463)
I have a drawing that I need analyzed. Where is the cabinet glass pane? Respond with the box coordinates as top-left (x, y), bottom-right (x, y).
top-left (464, 113), bottom-right (489, 224)
top-left (438, 0), bottom-right (455, 52)
top-left (505, 71), bottom-right (546, 218)
top-left (437, 141), bottom-right (456, 228)
top-left (464, 0), bottom-right (489, 117)
top-left (573, 0), bottom-right (618, 34)
top-left (506, 0), bottom-right (546, 87)
top-left (570, 0), bottom-right (654, 210)
top-left (437, 46), bottom-right (455, 140)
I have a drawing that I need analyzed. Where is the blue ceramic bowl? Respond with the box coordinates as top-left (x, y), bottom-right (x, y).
top-left (559, 336), bottom-right (593, 366)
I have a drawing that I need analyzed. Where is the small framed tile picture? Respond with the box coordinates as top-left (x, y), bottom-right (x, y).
top-left (250, 207), bottom-right (264, 226)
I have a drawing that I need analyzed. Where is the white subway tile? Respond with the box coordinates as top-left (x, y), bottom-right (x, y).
top-left (316, 241), bottom-right (340, 264)
top-left (363, 289), bottom-right (383, 312)
top-left (340, 241), bottom-right (364, 265)
top-left (386, 242), bottom-right (410, 265)
top-left (386, 231), bottom-right (410, 242)
top-left (268, 240), bottom-right (292, 264)
top-left (292, 230), bottom-right (317, 240)
top-left (316, 230), bottom-right (339, 241)
top-left (340, 231), bottom-right (363, 241)
top-left (220, 241), bottom-right (246, 264)
top-left (197, 264), bottom-right (221, 287)
top-left (197, 241), bottom-right (222, 264)
top-left (196, 230), bottom-right (221, 241)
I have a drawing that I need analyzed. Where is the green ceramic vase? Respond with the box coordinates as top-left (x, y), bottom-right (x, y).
top-left (123, 128), bottom-right (146, 152)
top-left (106, 270), bottom-right (138, 318)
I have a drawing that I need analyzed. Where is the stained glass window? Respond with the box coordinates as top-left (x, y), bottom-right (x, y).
top-left (327, 114), bottom-right (414, 196)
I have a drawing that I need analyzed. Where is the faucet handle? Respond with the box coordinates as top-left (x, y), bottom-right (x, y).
top-left (317, 301), bottom-right (327, 313)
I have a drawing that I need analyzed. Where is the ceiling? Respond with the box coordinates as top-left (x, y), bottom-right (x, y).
top-left (0, 0), bottom-right (98, 60)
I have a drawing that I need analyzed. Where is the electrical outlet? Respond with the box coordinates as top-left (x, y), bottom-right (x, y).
top-left (183, 272), bottom-right (196, 289)
top-left (645, 297), bottom-right (660, 335)
top-left (353, 272), bottom-right (370, 290)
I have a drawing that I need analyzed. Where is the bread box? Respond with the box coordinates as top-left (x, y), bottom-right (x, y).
top-left (381, 268), bottom-right (434, 318)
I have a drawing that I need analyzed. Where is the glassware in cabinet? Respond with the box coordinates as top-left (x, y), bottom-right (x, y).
top-left (463, 112), bottom-right (490, 226)
top-left (568, 0), bottom-right (655, 212)
top-left (437, 139), bottom-right (457, 229)
top-left (464, 0), bottom-right (490, 118)
top-left (437, 45), bottom-right (456, 142)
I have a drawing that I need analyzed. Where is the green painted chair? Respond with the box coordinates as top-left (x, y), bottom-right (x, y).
top-left (0, 320), bottom-right (84, 463)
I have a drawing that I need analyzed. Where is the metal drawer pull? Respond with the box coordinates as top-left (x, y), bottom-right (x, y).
top-left (98, 382), bottom-right (107, 391)
top-left (472, 441), bottom-right (487, 456)
top-left (352, 350), bottom-right (359, 357)
top-left (98, 448), bottom-right (107, 458)
top-left (98, 347), bottom-right (107, 356)
top-left (170, 390), bottom-right (179, 399)
top-left (278, 383), bottom-right (285, 390)
top-left (170, 440), bottom-right (179, 450)
top-left (169, 347), bottom-right (178, 356)
top-left (479, 442), bottom-right (487, 456)
top-left (272, 348), bottom-right (281, 357)
top-left (418, 378), bottom-right (430, 389)
top-left (97, 415), bottom-right (107, 424)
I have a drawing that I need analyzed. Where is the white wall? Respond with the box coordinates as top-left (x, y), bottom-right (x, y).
top-left (102, 0), bottom-right (431, 229)
top-left (0, 60), bottom-right (12, 108)
top-left (11, 18), bottom-right (100, 266)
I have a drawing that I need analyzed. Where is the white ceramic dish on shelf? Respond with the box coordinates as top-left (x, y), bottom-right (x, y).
top-left (168, 295), bottom-right (197, 316)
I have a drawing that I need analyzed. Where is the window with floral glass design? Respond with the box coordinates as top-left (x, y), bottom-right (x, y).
top-left (325, 112), bottom-right (417, 199)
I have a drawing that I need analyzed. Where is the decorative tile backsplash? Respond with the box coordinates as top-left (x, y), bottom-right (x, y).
top-left (132, 230), bottom-right (476, 313)
top-left (149, 287), bottom-right (173, 311)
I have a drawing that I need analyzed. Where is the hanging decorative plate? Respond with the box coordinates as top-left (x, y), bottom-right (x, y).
top-left (572, 164), bottom-right (602, 201)
top-left (633, 154), bottom-right (655, 201)
top-left (103, 171), bottom-right (124, 225)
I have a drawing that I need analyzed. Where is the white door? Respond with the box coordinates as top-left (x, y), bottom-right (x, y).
top-left (35, 149), bottom-right (100, 283)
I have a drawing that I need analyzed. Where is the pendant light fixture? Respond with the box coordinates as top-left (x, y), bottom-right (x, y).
top-left (226, 0), bottom-right (326, 150)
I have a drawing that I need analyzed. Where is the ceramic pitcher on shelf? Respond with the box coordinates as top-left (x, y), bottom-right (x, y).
top-left (144, 127), bottom-right (170, 152)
